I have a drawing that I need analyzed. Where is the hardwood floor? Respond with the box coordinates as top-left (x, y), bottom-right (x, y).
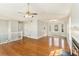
top-left (0, 36), bottom-right (70, 56)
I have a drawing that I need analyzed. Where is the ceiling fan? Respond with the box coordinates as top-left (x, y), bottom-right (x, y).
top-left (19, 3), bottom-right (38, 18)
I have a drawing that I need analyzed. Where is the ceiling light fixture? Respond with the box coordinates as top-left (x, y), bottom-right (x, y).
top-left (18, 3), bottom-right (37, 18)
top-left (24, 3), bottom-right (37, 18)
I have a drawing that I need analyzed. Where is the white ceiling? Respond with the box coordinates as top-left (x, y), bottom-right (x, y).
top-left (0, 3), bottom-right (72, 21)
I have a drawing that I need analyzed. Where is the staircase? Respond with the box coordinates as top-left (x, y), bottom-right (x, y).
top-left (72, 38), bottom-right (79, 56)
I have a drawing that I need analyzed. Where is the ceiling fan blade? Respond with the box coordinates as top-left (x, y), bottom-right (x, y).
top-left (26, 11), bottom-right (30, 14)
top-left (18, 12), bottom-right (26, 15)
top-left (31, 13), bottom-right (38, 15)
top-left (26, 12), bottom-right (38, 15)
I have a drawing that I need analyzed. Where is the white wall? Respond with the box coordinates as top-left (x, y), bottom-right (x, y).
top-left (0, 20), bottom-right (22, 44)
top-left (0, 20), bottom-right (8, 34)
top-left (9, 21), bottom-right (19, 41)
top-left (0, 20), bottom-right (8, 42)
top-left (72, 4), bottom-right (79, 28)
top-left (10, 21), bottom-right (18, 32)
top-left (37, 20), bottom-right (48, 38)
top-left (24, 19), bottom-right (48, 39)
top-left (0, 18), bottom-right (68, 43)
top-left (24, 19), bottom-right (38, 39)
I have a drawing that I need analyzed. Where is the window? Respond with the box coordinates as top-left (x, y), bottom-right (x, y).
top-left (54, 25), bottom-right (58, 31)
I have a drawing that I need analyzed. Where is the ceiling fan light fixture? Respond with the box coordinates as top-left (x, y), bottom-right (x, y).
top-left (18, 3), bottom-right (37, 18)
top-left (49, 19), bottom-right (57, 22)
top-left (24, 14), bottom-right (33, 18)
top-left (24, 15), bottom-right (30, 18)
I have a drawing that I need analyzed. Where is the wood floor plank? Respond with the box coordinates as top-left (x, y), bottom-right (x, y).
top-left (0, 36), bottom-right (70, 56)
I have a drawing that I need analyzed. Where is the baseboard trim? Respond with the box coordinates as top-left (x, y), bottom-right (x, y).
top-left (0, 38), bottom-right (22, 44)
top-left (24, 35), bottom-right (47, 39)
